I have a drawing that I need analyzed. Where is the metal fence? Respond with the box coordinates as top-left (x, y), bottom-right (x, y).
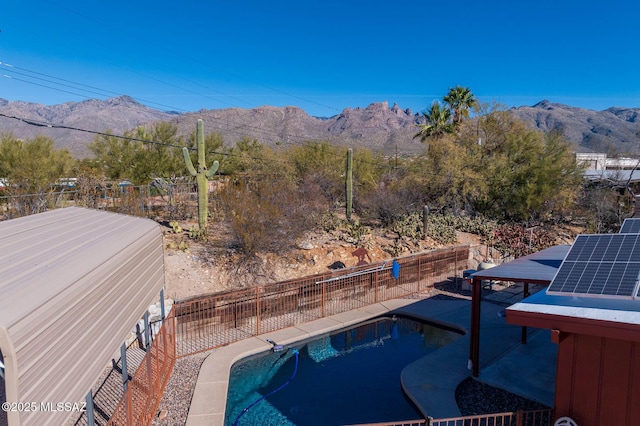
top-left (106, 310), bottom-right (176, 426)
top-left (348, 421), bottom-right (429, 426)
top-left (0, 182), bottom-right (201, 221)
top-left (98, 244), bottom-right (555, 426)
top-left (430, 409), bottom-right (555, 426)
top-left (173, 246), bottom-right (469, 357)
top-left (349, 409), bottom-right (554, 426)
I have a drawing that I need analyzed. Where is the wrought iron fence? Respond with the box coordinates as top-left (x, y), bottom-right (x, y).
top-left (430, 409), bottom-right (554, 426)
top-left (348, 409), bottom-right (554, 426)
top-left (347, 421), bottom-right (428, 426)
top-left (106, 310), bottom-right (176, 426)
top-left (173, 246), bottom-right (469, 357)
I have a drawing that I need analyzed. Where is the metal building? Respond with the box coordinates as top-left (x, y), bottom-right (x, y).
top-left (0, 207), bottom-right (165, 426)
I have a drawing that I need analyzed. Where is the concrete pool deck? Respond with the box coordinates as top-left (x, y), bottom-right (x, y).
top-left (184, 294), bottom-right (557, 425)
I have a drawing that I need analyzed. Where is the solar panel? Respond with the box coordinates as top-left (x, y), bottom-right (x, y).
top-left (620, 218), bottom-right (640, 234)
top-left (547, 234), bottom-right (640, 299)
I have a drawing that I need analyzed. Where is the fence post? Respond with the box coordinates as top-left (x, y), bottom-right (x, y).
top-left (418, 256), bottom-right (422, 291)
top-left (121, 343), bottom-right (132, 425)
top-left (374, 269), bottom-right (378, 303)
top-left (256, 286), bottom-right (261, 336)
top-left (321, 281), bottom-right (326, 318)
top-left (85, 391), bottom-right (95, 426)
top-left (516, 410), bottom-right (523, 426)
top-left (160, 288), bottom-right (166, 321)
top-left (154, 332), bottom-right (160, 401)
top-left (144, 311), bottom-right (151, 350)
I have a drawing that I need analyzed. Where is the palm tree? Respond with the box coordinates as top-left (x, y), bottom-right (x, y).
top-left (413, 101), bottom-right (454, 141)
top-left (443, 86), bottom-right (476, 125)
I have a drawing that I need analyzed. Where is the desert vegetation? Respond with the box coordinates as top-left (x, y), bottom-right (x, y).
top-left (0, 88), bottom-right (634, 264)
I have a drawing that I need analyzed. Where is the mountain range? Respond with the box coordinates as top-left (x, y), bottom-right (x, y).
top-left (0, 96), bottom-right (638, 158)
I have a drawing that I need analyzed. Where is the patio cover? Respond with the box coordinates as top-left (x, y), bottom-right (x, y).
top-left (470, 244), bottom-right (571, 284)
top-left (467, 245), bottom-right (570, 377)
top-left (0, 207), bottom-right (165, 426)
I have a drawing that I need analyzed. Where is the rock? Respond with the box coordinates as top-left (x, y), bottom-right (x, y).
top-left (298, 241), bottom-right (314, 250)
top-left (327, 261), bottom-right (346, 270)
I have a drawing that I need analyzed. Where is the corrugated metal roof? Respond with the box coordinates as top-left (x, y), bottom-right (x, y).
top-left (0, 207), bottom-right (165, 426)
top-left (471, 245), bottom-right (571, 284)
top-left (584, 169), bottom-right (640, 183)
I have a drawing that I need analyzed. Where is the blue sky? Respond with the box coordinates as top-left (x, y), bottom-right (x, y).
top-left (1, 0), bottom-right (639, 117)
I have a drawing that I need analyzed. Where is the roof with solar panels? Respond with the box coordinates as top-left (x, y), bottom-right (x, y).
top-left (505, 218), bottom-right (640, 328)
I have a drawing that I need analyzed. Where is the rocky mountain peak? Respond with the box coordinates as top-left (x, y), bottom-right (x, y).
top-left (1, 96), bottom-right (640, 158)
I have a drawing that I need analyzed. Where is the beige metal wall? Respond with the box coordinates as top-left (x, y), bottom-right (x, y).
top-left (0, 207), bottom-right (165, 426)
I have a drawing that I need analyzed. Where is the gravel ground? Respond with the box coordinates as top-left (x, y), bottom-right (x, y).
top-left (152, 286), bottom-right (549, 425)
top-left (153, 350), bottom-right (213, 426)
top-left (456, 377), bottom-right (550, 416)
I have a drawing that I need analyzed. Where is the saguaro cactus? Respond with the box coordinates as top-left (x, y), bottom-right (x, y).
top-left (182, 119), bottom-right (219, 231)
top-left (346, 148), bottom-right (353, 220)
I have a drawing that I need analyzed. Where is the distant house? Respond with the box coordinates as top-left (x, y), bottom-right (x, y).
top-left (578, 152), bottom-right (640, 186)
top-left (576, 153), bottom-right (640, 171)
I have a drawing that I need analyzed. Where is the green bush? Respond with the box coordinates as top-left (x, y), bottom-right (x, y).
top-left (390, 213), bottom-right (498, 246)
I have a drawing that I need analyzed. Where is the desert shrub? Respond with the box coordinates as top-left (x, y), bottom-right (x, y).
top-left (297, 172), bottom-right (340, 212)
top-left (342, 218), bottom-right (371, 245)
top-left (392, 213), bottom-right (424, 242)
top-left (424, 215), bottom-right (458, 245)
top-left (576, 184), bottom-right (630, 234)
top-left (357, 171), bottom-right (427, 226)
top-left (218, 177), bottom-right (316, 255)
top-left (317, 212), bottom-right (342, 233)
top-left (492, 224), bottom-right (556, 258)
top-left (391, 213), bottom-right (498, 246)
top-left (428, 214), bottom-right (498, 238)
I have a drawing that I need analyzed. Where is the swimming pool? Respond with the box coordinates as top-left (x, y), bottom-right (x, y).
top-left (224, 315), bottom-right (462, 426)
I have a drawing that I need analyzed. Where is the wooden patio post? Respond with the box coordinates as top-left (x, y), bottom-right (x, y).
top-left (521, 282), bottom-right (530, 344)
top-left (469, 277), bottom-right (482, 377)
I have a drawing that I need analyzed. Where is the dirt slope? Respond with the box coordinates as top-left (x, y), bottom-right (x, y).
top-left (162, 221), bottom-right (483, 301)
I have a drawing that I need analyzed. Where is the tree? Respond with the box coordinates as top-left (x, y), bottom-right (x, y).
top-left (89, 130), bottom-right (143, 182)
top-left (0, 134), bottom-right (75, 194)
top-left (89, 122), bottom-right (188, 184)
top-left (219, 173), bottom-right (314, 255)
top-left (0, 134), bottom-right (76, 216)
top-left (131, 123), bottom-right (185, 183)
top-left (465, 110), bottom-right (584, 221)
top-left (223, 137), bottom-right (292, 180)
top-left (413, 136), bottom-right (476, 215)
top-left (413, 101), bottom-right (454, 141)
top-left (443, 86), bottom-right (476, 126)
top-left (287, 141), bottom-right (342, 209)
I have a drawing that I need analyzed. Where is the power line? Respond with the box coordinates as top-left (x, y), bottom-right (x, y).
top-left (1, 62), bottom-right (189, 113)
top-left (0, 111), bottom-right (396, 176)
top-left (0, 112), bottom-right (188, 150)
top-left (0, 111), bottom-right (585, 188)
top-left (0, 112), bottom-right (296, 167)
top-left (0, 59), bottom-right (389, 170)
top-left (39, 0), bottom-right (341, 115)
top-left (1, 61), bottom-right (347, 156)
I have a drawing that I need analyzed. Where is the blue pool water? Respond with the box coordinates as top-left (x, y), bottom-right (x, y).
top-left (225, 316), bottom-right (462, 426)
